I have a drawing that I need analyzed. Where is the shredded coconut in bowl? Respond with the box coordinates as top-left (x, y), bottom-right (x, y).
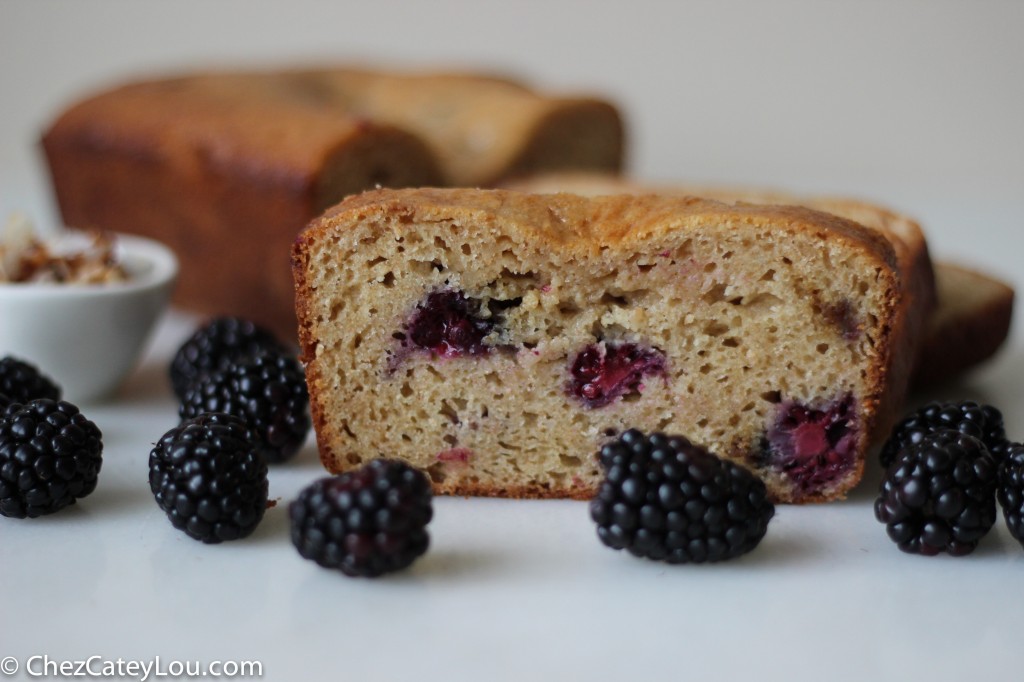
top-left (0, 213), bottom-right (129, 284)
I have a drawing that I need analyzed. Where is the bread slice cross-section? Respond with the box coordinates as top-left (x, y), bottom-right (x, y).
top-left (293, 188), bottom-right (905, 503)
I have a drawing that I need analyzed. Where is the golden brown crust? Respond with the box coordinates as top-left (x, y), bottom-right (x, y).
top-left (432, 479), bottom-right (597, 501)
top-left (42, 68), bottom-right (625, 339)
top-left (311, 187), bottom-right (901, 262)
top-left (294, 188), bottom-right (903, 503)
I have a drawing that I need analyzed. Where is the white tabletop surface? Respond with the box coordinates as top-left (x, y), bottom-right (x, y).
top-left (3, 2), bottom-right (1024, 681)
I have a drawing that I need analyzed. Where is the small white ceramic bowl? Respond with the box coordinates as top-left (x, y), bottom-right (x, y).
top-left (0, 232), bottom-right (178, 403)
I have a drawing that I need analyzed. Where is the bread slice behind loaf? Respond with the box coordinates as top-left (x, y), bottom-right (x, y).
top-left (912, 263), bottom-right (1014, 386)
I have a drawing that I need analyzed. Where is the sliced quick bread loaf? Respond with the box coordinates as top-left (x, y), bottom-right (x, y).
top-left (294, 188), bottom-right (906, 503)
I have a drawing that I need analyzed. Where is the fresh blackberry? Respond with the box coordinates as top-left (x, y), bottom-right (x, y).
top-left (880, 400), bottom-right (1006, 468)
top-left (874, 430), bottom-right (997, 556)
top-left (290, 459), bottom-right (433, 577)
top-left (179, 349), bottom-right (310, 463)
top-left (0, 356), bottom-right (62, 404)
top-left (590, 429), bottom-right (775, 563)
top-left (0, 399), bottom-right (102, 518)
top-left (169, 316), bottom-right (285, 400)
top-left (149, 412), bottom-right (269, 543)
top-left (997, 442), bottom-right (1024, 548)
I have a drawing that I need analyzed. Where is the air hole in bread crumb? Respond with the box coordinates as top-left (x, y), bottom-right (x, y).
top-left (439, 401), bottom-right (460, 425)
top-left (499, 267), bottom-right (537, 283)
top-left (697, 418), bottom-right (709, 428)
top-left (426, 463), bottom-right (447, 483)
top-left (745, 292), bottom-right (782, 310)
top-left (461, 244), bottom-right (472, 255)
top-left (600, 292), bottom-right (629, 307)
top-left (702, 283), bottom-right (728, 304)
top-left (704, 320), bottom-right (729, 337)
top-left (559, 303), bottom-right (581, 315)
top-left (380, 272), bottom-right (396, 288)
top-left (817, 343), bottom-right (829, 354)
top-left (442, 434), bottom-right (458, 446)
top-left (760, 269), bottom-right (776, 281)
top-left (434, 236), bottom-right (449, 250)
top-left (723, 337), bottom-right (740, 348)
top-left (400, 382), bottom-right (413, 398)
top-left (559, 454), bottom-right (582, 467)
top-left (761, 390), bottom-right (782, 403)
top-left (329, 299), bottom-right (346, 319)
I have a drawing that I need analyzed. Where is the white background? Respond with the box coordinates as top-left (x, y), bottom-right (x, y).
top-left (2, 2), bottom-right (1024, 681)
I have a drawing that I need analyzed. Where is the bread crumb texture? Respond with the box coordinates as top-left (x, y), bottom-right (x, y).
top-left (294, 189), bottom-right (901, 503)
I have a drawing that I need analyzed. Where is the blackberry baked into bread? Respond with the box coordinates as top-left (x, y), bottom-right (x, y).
top-left (293, 188), bottom-right (906, 503)
top-left (42, 68), bottom-right (624, 339)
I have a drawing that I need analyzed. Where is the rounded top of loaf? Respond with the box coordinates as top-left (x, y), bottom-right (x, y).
top-left (302, 187), bottom-right (900, 270)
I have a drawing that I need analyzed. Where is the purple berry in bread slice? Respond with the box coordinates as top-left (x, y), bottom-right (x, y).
top-left (567, 342), bottom-right (667, 408)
